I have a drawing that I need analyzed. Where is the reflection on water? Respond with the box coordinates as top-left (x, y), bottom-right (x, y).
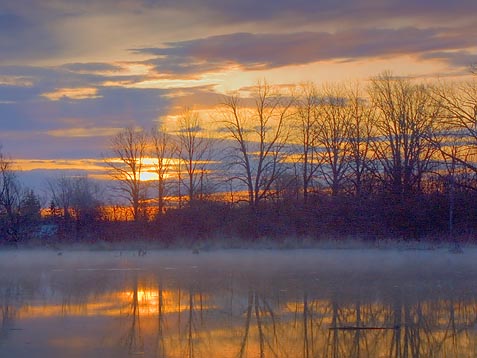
top-left (1, 249), bottom-right (477, 357)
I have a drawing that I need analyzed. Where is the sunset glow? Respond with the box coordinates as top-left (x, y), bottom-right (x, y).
top-left (0, 0), bottom-right (475, 182)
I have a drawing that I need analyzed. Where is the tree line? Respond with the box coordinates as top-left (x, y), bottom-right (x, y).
top-left (2, 72), bottom-right (477, 245)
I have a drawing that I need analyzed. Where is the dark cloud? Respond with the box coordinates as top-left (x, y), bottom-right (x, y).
top-left (0, 86), bottom-right (173, 160)
top-left (0, 64), bottom-right (147, 104)
top-left (29, 86), bottom-right (171, 130)
top-left (0, 85), bottom-right (40, 103)
top-left (0, 9), bottom-right (61, 64)
top-left (0, 65), bottom-right (105, 90)
top-left (149, 0), bottom-right (477, 24)
top-left (165, 86), bottom-right (223, 110)
top-left (144, 57), bottom-right (233, 78)
top-left (60, 63), bottom-right (123, 73)
top-left (0, 65), bottom-right (173, 134)
top-left (2, 0), bottom-right (477, 67)
top-left (420, 51), bottom-right (477, 68)
top-left (0, 12), bottom-right (27, 32)
top-left (135, 26), bottom-right (477, 75)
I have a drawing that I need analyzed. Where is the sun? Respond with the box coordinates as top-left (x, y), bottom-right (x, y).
top-left (139, 171), bottom-right (158, 181)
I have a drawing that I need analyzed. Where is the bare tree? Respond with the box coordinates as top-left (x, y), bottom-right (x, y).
top-left (175, 109), bottom-right (213, 203)
top-left (47, 174), bottom-right (103, 235)
top-left (0, 148), bottom-right (41, 242)
top-left (346, 84), bottom-right (377, 197)
top-left (150, 126), bottom-right (175, 215)
top-left (0, 149), bottom-right (22, 241)
top-left (369, 72), bottom-right (440, 198)
top-left (294, 83), bottom-right (320, 202)
top-left (221, 81), bottom-right (293, 208)
top-left (314, 85), bottom-right (352, 196)
top-left (431, 80), bottom-right (477, 174)
top-left (70, 175), bottom-right (102, 223)
top-left (105, 127), bottom-right (149, 221)
top-left (47, 174), bottom-right (74, 225)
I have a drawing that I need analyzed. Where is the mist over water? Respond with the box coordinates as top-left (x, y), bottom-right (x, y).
top-left (1, 249), bottom-right (477, 357)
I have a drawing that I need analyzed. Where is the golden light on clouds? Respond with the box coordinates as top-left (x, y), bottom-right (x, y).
top-left (0, 75), bottom-right (34, 87)
top-left (105, 77), bottom-right (216, 90)
top-left (15, 156), bottom-right (180, 182)
top-left (14, 158), bottom-right (107, 172)
top-left (116, 62), bottom-right (152, 76)
top-left (47, 127), bottom-right (123, 138)
top-left (41, 87), bottom-right (101, 101)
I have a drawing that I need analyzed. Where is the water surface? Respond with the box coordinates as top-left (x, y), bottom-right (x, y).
top-left (1, 249), bottom-right (476, 357)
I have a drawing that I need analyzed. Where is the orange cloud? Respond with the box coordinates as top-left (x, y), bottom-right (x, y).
top-left (41, 87), bottom-right (101, 101)
top-left (47, 127), bottom-right (122, 138)
top-left (14, 158), bottom-right (107, 172)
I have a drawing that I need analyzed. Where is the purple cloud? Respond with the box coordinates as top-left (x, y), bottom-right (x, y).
top-left (134, 26), bottom-right (476, 76)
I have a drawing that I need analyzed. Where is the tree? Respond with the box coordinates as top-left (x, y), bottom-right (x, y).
top-left (0, 149), bottom-right (23, 242)
top-left (150, 126), bottom-right (174, 215)
top-left (345, 84), bottom-right (377, 197)
top-left (70, 176), bottom-right (103, 227)
top-left (221, 81), bottom-right (293, 208)
top-left (175, 109), bottom-right (213, 203)
top-left (18, 189), bottom-right (41, 236)
top-left (294, 83), bottom-right (320, 202)
top-left (0, 148), bottom-right (41, 242)
top-left (431, 79), bottom-right (477, 175)
top-left (105, 127), bottom-right (149, 221)
top-left (369, 72), bottom-right (440, 198)
top-left (47, 174), bottom-right (74, 224)
top-left (47, 174), bottom-right (103, 236)
top-left (314, 85), bottom-right (352, 196)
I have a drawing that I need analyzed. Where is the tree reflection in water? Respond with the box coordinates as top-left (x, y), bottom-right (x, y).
top-left (0, 250), bottom-right (477, 357)
top-left (154, 282), bottom-right (166, 358)
top-left (120, 273), bottom-right (144, 355)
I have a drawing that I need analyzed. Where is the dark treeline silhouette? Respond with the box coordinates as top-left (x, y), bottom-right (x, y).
top-left (2, 72), bottom-right (477, 246)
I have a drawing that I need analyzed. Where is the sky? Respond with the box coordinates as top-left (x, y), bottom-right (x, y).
top-left (0, 0), bottom-right (476, 189)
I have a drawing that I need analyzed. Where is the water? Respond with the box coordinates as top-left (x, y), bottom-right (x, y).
top-left (1, 248), bottom-right (477, 357)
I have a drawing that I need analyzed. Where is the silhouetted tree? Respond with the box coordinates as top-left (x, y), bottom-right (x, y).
top-left (175, 109), bottom-right (213, 203)
top-left (294, 83), bottom-right (320, 202)
top-left (432, 79), bottom-right (477, 174)
top-left (0, 149), bottom-right (23, 242)
top-left (18, 189), bottom-right (41, 237)
top-left (346, 84), bottom-right (377, 197)
top-left (150, 126), bottom-right (175, 216)
top-left (47, 174), bottom-right (74, 226)
top-left (315, 85), bottom-right (352, 196)
top-left (47, 174), bottom-right (103, 237)
top-left (369, 72), bottom-right (440, 198)
top-left (105, 127), bottom-right (149, 221)
top-left (221, 81), bottom-right (293, 208)
top-left (0, 148), bottom-right (41, 242)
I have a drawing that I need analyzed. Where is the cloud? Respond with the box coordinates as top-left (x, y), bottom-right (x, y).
top-left (0, 63), bottom-right (174, 132)
top-left (420, 51), bottom-right (477, 68)
top-left (46, 127), bottom-right (122, 138)
top-left (1, 0), bottom-right (477, 171)
top-left (14, 158), bottom-right (108, 172)
top-left (60, 62), bottom-right (123, 74)
top-left (2, 0), bottom-right (476, 67)
top-left (0, 131), bottom-right (108, 159)
top-left (41, 87), bottom-right (102, 101)
top-left (134, 26), bottom-right (477, 76)
top-left (0, 75), bottom-right (34, 87)
top-left (0, 10), bottom-right (62, 65)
